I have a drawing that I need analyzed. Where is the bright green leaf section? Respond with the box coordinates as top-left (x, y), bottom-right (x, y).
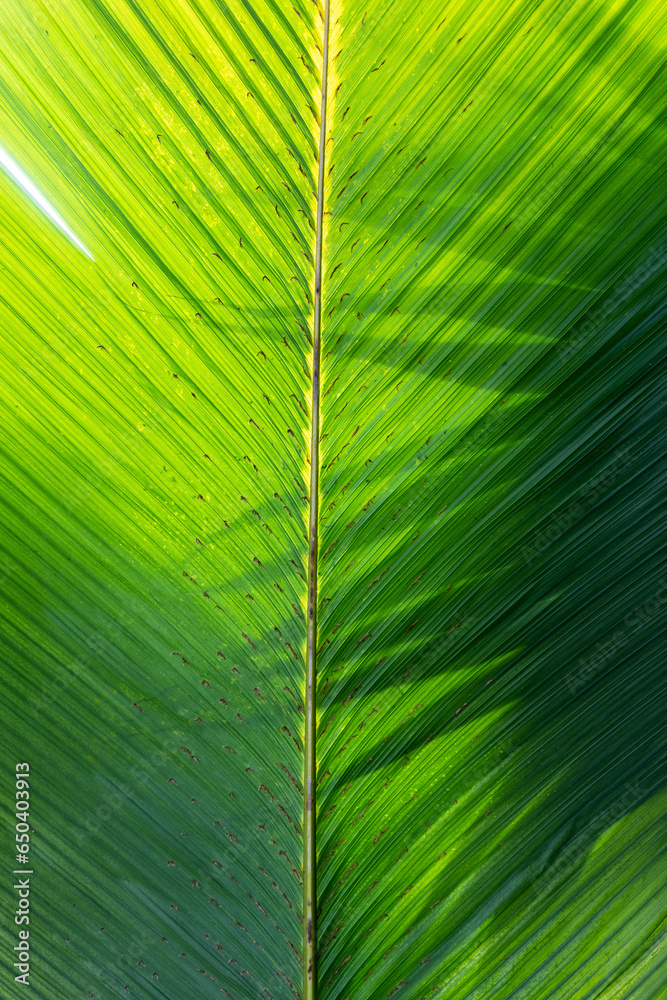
top-left (316, 0), bottom-right (667, 998)
top-left (0, 0), bottom-right (322, 997)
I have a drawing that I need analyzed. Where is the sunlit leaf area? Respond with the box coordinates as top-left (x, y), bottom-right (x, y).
top-left (1, 1), bottom-right (666, 999)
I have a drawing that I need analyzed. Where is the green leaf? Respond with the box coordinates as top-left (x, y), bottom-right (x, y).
top-left (0, 0), bottom-right (666, 999)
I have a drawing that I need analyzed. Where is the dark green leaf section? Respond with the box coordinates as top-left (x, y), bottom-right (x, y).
top-left (0, 0), bottom-right (323, 997)
top-left (316, 0), bottom-right (667, 998)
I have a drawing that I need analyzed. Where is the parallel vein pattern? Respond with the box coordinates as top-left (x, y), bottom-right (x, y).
top-left (0, 0), bottom-right (322, 997)
top-left (304, 0), bottom-right (330, 995)
top-left (316, 1), bottom-right (667, 998)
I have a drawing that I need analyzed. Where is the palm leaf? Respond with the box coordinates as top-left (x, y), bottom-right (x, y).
top-left (0, 1), bottom-right (665, 999)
